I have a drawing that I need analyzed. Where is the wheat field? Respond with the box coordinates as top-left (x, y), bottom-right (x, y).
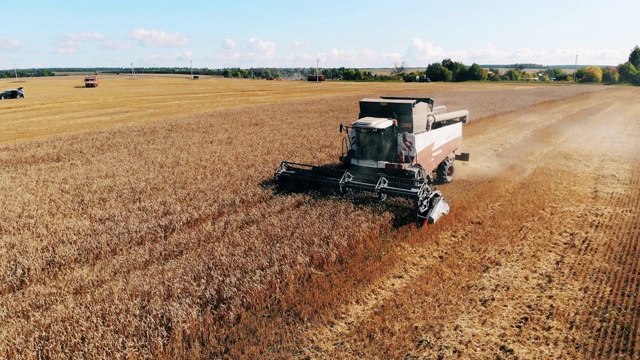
top-left (1, 75), bottom-right (639, 359)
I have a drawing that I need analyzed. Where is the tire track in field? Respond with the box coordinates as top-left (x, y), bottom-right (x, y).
top-left (521, 101), bottom-right (635, 356)
top-left (588, 170), bottom-right (640, 358)
top-left (610, 179), bottom-right (640, 357)
top-left (417, 91), bottom-right (639, 359)
top-left (586, 168), bottom-right (640, 359)
top-left (545, 95), bottom-right (640, 359)
top-left (296, 90), bottom-right (620, 358)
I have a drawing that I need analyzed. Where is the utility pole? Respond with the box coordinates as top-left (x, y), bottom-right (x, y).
top-left (316, 58), bottom-right (319, 82)
top-left (14, 62), bottom-right (17, 80)
top-left (190, 60), bottom-right (193, 77)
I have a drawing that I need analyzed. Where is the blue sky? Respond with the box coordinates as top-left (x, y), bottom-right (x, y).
top-left (1, 0), bottom-right (637, 70)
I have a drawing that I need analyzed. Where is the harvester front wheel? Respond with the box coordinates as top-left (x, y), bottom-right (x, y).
top-left (437, 159), bottom-right (455, 184)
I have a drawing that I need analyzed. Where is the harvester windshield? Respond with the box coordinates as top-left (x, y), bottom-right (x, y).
top-left (354, 128), bottom-right (396, 162)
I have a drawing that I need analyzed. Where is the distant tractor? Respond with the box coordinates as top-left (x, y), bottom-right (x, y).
top-left (84, 76), bottom-right (98, 87)
top-left (307, 75), bottom-right (326, 81)
top-left (403, 75), bottom-right (431, 83)
top-left (275, 96), bottom-right (470, 227)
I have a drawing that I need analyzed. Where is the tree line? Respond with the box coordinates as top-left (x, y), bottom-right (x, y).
top-left (553, 46), bottom-right (639, 85)
top-left (3, 46), bottom-right (639, 85)
top-left (0, 66), bottom-right (400, 81)
top-left (0, 68), bottom-right (54, 78)
top-left (214, 67), bottom-right (400, 81)
top-left (415, 46), bottom-right (640, 85)
top-left (615, 46), bottom-right (640, 85)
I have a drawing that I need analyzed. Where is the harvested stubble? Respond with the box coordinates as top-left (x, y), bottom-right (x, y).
top-left (1, 94), bottom-right (395, 358)
top-left (2, 78), bottom-right (634, 359)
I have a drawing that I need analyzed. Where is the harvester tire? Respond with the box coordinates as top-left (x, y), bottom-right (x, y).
top-left (437, 159), bottom-right (455, 184)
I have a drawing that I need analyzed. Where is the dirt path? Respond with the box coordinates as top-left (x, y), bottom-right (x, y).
top-left (297, 87), bottom-right (640, 359)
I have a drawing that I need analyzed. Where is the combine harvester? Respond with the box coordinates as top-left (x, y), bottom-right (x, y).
top-left (275, 96), bottom-right (469, 227)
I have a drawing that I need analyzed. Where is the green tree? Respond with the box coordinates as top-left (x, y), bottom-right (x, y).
top-left (618, 62), bottom-right (639, 84)
top-left (342, 69), bottom-right (356, 80)
top-left (487, 67), bottom-right (500, 81)
top-left (504, 69), bottom-right (522, 81)
top-left (466, 63), bottom-right (487, 81)
top-left (546, 68), bottom-right (569, 81)
top-left (602, 67), bottom-right (619, 84)
top-left (629, 45), bottom-right (640, 69)
top-left (487, 72), bottom-right (500, 81)
top-left (450, 62), bottom-right (469, 82)
top-left (441, 58), bottom-right (453, 71)
top-left (434, 58), bottom-right (470, 81)
top-left (426, 63), bottom-right (452, 82)
top-left (580, 66), bottom-right (603, 83)
top-left (574, 67), bottom-right (586, 82)
top-left (425, 63), bottom-right (442, 81)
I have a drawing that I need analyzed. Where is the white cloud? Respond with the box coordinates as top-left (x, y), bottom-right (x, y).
top-left (56, 32), bottom-right (128, 54)
top-left (66, 32), bottom-right (106, 41)
top-left (325, 48), bottom-right (380, 67)
top-left (213, 37), bottom-right (277, 66)
top-left (381, 52), bottom-right (403, 64)
top-left (179, 51), bottom-right (194, 61)
top-left (141, 54), bottom-right (162, 65)
top-left (207, 37), bottom-right (629, 69)
top-left (286, 51), bottom-right (313, 62)
top-left (55, 37), bottom-right (83, 54)
top-left (101, 40), bottom-right (132, 50)
top-left (141, 51), bottom-right (194, 66)
top-left (0, 37), bottom-right (22, 51)
top-left (128, 29), bottom-right (189, 48)
top-left (55, 47), bottom-right (79, 55)
top-left (579, 49), bottom-right (629, 66)
top-left (284, 48), bottom-right (399, 68)
top-left (403, 39), bottom-right (628, 66)
top-left (404, 39), bottom-right (447, 64)
top-left (221, 39), bottom-right (235, 50)
top-left (247, 38), bottom-right (276, 59)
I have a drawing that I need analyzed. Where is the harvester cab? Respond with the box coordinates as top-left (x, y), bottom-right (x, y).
top-left (275, 96), bottom-right (469, 228)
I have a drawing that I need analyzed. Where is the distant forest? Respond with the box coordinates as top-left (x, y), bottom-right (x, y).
top-left (0, 64), bottom-right (583, 82)
top-left (1, 52), bottom-right (636, 85)
top-left (0, 66), bottom-right (399, 81)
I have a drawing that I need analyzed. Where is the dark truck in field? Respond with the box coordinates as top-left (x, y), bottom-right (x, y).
top-left (0, 87), bottom-right (24, 99)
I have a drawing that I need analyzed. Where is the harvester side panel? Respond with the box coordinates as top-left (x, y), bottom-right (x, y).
top-left (413, 122), bottom-right (462, 173)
